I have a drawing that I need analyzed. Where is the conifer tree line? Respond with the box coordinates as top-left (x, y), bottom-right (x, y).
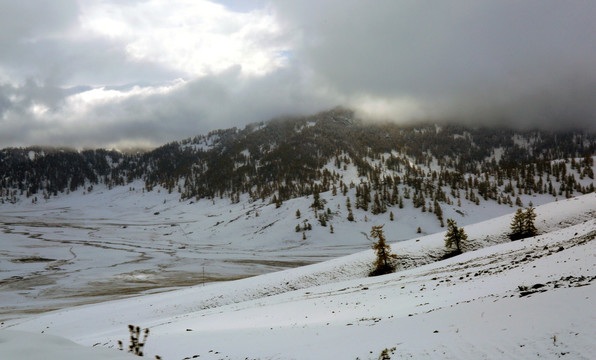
top-left (1, 108), bottom-right (595, 214)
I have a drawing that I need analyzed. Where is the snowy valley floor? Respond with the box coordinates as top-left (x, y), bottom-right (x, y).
top-left (1, 179), bottom-right (590, 319)
top-left (0, 180), bottom-right (565, 319)
top-left (1, 194), bottom-right (595, 359)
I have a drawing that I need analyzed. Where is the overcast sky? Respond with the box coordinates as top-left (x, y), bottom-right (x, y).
top-left (1, 0), bottom-right (596, 149)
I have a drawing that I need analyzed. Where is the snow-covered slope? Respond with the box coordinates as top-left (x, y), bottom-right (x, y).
top-left (0, 331), bottom-right (135, 360)
top-left (2, 193), bottom-right (595, 359)
top-left (3, 174), bottom-right (576, 319)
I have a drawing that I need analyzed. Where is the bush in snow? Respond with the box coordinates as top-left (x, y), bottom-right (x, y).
top-left (118, 324), bottom-right (150, 357)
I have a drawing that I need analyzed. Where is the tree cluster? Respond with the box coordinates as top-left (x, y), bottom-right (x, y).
top-left (509, 207), bottom-right (538, 240)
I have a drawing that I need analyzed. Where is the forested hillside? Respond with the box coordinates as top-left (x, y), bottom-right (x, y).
top-left (2, 108), bottom-right (595, 227)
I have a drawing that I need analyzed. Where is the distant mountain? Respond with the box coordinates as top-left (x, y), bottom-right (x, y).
top-left (1, 108), bottom-right (595, 227)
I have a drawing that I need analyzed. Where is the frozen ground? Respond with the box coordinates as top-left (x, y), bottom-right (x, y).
top-left (1, 193), bottom-right (595, 359)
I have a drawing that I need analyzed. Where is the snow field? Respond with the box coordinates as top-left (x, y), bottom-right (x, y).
top-left (2, 193), bottom-right (595, 359)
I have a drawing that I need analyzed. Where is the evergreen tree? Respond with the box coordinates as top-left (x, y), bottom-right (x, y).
top-left (372, 192), bottom-right (383, 214)
top-left (347, 209), bottom-right (354, 222)
top-left (522, 206), bottom-right (537, 237)
top-left (434, 200), bottom-right (443, 220)
top-left (510, 208), bottom-right (525, 239)
top-left (444, 219), bottom-right (467, 253)
top-left (274, 195), bottom-right (282, 208)
top-left (358, 190), bottom-right (369, 211)
top-left (319, 214), bottom-right (327, 227)
top-left (311, 190), bottom-right (323, 211)
top-left (369, 225), bottom-right (397, 276)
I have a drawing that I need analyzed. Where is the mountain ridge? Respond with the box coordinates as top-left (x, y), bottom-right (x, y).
top-left (2, 108), bottom-right (595, 227)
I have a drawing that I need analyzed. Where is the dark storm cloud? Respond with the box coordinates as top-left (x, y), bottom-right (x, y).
top-left (0, 67), bottom-right (332, 149)
top-left (274, 0), bottom-right (596, 129)
top-left (0, 0), bottom-right (79, 79)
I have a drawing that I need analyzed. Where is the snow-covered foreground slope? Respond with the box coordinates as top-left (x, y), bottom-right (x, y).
top-left (0, 331), bottom-right (135, 360)
top-left (1, 194), bottom-right (595, 359)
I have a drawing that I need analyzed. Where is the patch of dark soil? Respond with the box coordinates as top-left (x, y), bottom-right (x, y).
top-left (517, 275), bottom-right (596, 297)
top-left (226, 258), bottom-right (313, 268)
top-left (369, 264), bottom-right (396, 277)
top-left (12, 257), bottom-right (56, 263)
top-left (440, 249), bottom-right (462, 260)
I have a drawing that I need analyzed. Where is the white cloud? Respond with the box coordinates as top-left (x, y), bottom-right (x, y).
top-left (61, 79), bottom-right (187, 118)
top-left (29, 103), bottom-right (50, 117)
top-left (80, 0), bottom-right (290, 78)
